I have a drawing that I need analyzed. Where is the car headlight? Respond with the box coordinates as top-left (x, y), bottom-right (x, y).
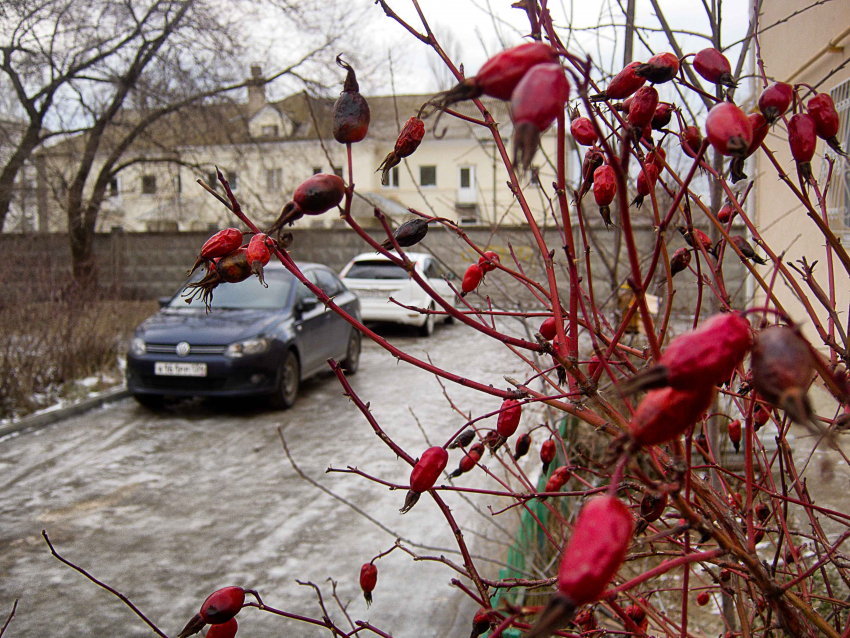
top-left (225, 337), bottom-right (270, 358)
top-left (129, 336), bottom-right (146, 356)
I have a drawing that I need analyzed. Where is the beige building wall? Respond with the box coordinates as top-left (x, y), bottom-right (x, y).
top-left (754, 2), bottom-right (850, 342)
top-left (38, 98), bottom-right (564, 234)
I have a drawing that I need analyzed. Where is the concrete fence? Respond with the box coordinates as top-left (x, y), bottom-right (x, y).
top-left (1, 220), bottom-right (748, 314)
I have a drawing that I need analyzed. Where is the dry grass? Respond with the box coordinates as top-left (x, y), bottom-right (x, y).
top-left (0, 295), bottom-right (157, 420)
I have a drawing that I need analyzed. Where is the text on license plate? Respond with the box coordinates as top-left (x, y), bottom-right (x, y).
top-left (154, 362), bottom-right (207, 377)
top-left (356, 289), bottom-right (393, 298)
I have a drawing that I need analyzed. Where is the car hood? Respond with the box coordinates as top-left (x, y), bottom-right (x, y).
top-left (138, 308), bottom-right (287, 345)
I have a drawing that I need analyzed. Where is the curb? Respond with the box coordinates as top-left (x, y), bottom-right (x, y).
top-left (0, 387), bottom-right (131, 439)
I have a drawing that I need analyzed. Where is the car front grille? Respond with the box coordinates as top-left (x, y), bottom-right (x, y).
top-left (139, 375), bottom-right (228, 391)
top-left (145, 343), bottom-right (227, 355)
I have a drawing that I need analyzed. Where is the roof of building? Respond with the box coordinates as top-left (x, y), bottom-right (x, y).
top-left (41, 91), bottom-right (515, 157)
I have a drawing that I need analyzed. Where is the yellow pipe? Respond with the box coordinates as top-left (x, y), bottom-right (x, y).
top-left (786, 23), bottom-right (850, 83)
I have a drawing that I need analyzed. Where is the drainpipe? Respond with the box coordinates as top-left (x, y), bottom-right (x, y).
top-left (786, 24), bottom-right (850, 83)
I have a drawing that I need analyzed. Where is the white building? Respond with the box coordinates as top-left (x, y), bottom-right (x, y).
top-left (34, 75), bottom-right (566, 233)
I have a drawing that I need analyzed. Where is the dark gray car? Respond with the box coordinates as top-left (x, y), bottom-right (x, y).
top-left (126, 262), bottom-right (361, 409)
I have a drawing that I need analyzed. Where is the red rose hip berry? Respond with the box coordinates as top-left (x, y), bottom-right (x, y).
top-left (592, 164), bottom-right (617, 227)
top-left (271, 173), bottom-right (346, 231)
top-left (629, 386), bottom-right (715, 447)
top-left (377, 117), bottom-right (425, 185)
top-left (670, 247), bottom-right (691, 277)
top-left (461, 263), bottom-right (484, 296)
top-left (651, 103), bottom-right (674, 130)
top-left (400, 446), bottom-right (449, 513)
top-left (635, 52), bottom-right (680, 84)
top-left (177, 587), bottom-right (247, 638)
top-left (207, 619), bottom-right (238, 638)
top-left (681, 125), bottom-right (703, 158)
top-left (758, 82), bottom-right (794, 124)
top-left (627, 86), bottom-right (659, 141)
top-left (527, 497), bottom-right (633, 638)
top-left (539, 316), bottom-right (558, 341)
top-left (591, 61), bottom-right (646, 101)
top-left (728, 419), bottom-right (742, 452)
top-left (751, 325), bottom-right (817, 429)
top-left (807, 93), bottom-right (847, 156)
top-left (788, 113), bottom-right (818, 181)
top-left (189, 228), bottom-right (243, 276)
top-left (511, 64), bottom-right (570, 171)
top-left (332, 56), bottom-right (370, 144)
top-left (478, 251), bottom-right (501, 273)
top-left (693, 48), bottom-right (735, 87)
top-left (496, 399), bottom-right (522, 438)
top-left (706, 102), bottom-right (752, 158)
top-left (625, 312), bottom-right (752, 393)
top-left (570, 112), bottom-right (598, 146)
top-left (540, 438), bottom-right (556, 473)
top-left (360, 562), bottom-right (378, 607)
top-left (631, 163), bottom-right (659, 208)
top-left (440, 42), bottom-right (558, 104)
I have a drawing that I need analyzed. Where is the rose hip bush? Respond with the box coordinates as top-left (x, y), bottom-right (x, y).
top-left (40, 3), bottom-right (850, 638)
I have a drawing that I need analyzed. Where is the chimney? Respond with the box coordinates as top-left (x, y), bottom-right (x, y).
top-left (248, 65), bottom-right (266, 113)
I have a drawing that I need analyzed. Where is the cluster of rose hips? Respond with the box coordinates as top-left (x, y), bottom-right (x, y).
top-left (171, 37), bottom-right (850, 638)
top-left (183, 228), bottom-right (276, 309)
top-left (519, 305), bottom-right (834, 636)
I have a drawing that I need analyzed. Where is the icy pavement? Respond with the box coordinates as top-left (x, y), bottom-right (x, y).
top-left (0, 319), bottom-right (536, 638)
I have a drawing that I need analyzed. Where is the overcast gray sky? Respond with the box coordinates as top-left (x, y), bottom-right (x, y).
top-left (356, 0), bottom-right (751, 97)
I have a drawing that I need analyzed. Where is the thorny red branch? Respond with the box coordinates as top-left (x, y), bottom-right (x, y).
top-left (47, 4), bottom-right (850, 638)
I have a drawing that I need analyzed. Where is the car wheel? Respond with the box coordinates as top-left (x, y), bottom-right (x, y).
top-left (270, 349), bottom-right (300, 409)
top-left (341, 329), bottom-right (361, 375)
top-left (133, 394), bottom-right (164, 411)
top-left (418, 304), bottom-right (436, 337)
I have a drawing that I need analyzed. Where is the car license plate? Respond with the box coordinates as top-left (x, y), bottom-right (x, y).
top-left (357, 289), bottom-right (391, 298)
top-left (154, 362), bottom-right (207, 377)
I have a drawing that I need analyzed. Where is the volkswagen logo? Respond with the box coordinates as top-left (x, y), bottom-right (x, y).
top-left (176, 342), bottom-right (191, 357)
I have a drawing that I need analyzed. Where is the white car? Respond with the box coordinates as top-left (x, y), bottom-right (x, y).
top-left (340, 252), bottom-right (457, 336)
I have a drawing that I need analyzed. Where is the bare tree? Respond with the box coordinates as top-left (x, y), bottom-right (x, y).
top-left (0, 0), bottom-right (373, 283)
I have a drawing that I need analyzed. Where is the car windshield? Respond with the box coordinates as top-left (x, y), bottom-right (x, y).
top-left (345, 261), bottom-right (408, 280)
top-left (171, 269), bottom-right (295, 310)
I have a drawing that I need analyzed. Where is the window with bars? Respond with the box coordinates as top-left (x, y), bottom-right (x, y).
top-left (825, 78), bottom-right (850, 234)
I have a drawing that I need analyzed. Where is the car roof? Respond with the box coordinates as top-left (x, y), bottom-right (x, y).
top-left (349, 252), bottom-right (431, 263)
top-left (265, 260), bottom-right (328, 271)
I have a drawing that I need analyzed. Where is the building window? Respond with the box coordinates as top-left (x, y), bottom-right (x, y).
top-left (312, 167), bottom-right (322, 175)
top-left (420, 165), bottom-right (437, 187)
top-left (109, 178), bottom-right (119, 197)
top-left (333, 166), bottom-right (344, 178)
top-left (826, 78), bottom-right (850, 231)
top-left (266, 168), bottom-right (282, 193)
top-left (459, 166), bottom-right (475, 189)
top-left (141, 175), bottom-right (156, 194)
top-left (174, 174), bottom-right (181, 193)
top-left (261, 124), bottom-right (279, 137)
top-left (384, 166), bottom-right (400, 188)
top-left (207, 171), bottom-right (236, 190)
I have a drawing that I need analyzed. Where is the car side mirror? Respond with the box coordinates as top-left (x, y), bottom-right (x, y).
top-left (158, 296), bottom-right (172, 308)
top-left (297, 295), bottom-right (320, 313)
